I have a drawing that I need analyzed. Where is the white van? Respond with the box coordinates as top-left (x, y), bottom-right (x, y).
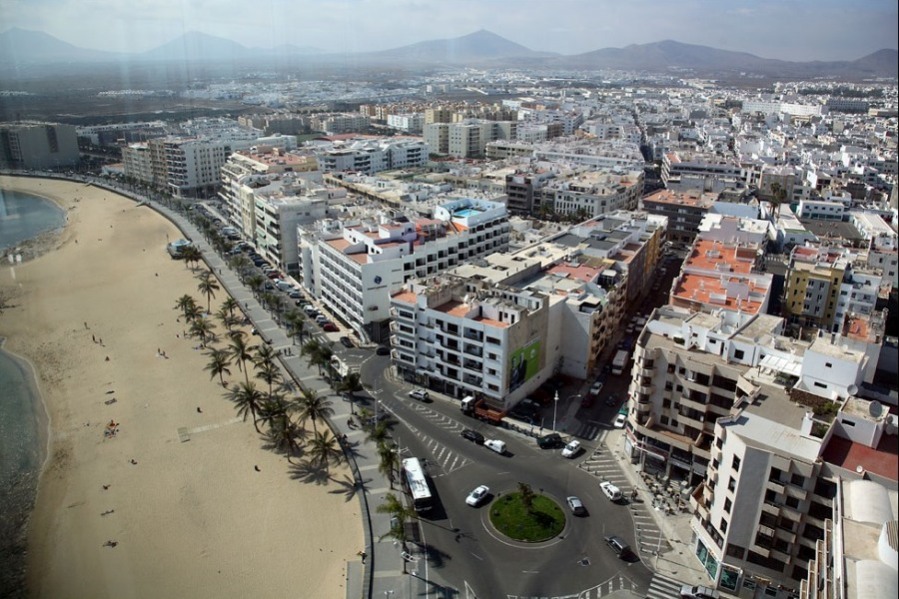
top-left (484, 439), bottom-right (506, 454)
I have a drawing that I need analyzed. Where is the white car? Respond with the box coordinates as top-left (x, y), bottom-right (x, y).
top-left (408, 389), bottom-right (429, 401)
top-left (589, 381), bottom-right (604, 396)
top-left (561, 439), bottom-right (581, 458)
top-left (613, 413), bottom-right (627, 429)
top-left (465, 485), bottom-right (490, 507)
top-left (600, 480), bottom-right (623, 502)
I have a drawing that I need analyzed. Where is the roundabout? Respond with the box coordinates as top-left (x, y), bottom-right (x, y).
top-left (487, 488), bottom-right (566, 542)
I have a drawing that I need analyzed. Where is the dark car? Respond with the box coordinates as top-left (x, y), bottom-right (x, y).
top-left (375, 345), bottom-right (390, 356)
top-left (604, 535), bottom-right (634, 559)
top-left (339, 336), bottom-right (354, 348)
top-left (537, 432), bottom-right (563, 449)
top-left (460, 429), bottom-right (485, 444)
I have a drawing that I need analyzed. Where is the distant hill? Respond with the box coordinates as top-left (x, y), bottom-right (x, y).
top-left (139, 31), bottom-right (252, 63)
top-left (0, 27), bottom-right (120, 66)
top-left (554, 40), bottom-right (898, 78)
top-left (0, 27), bottom-right (895, 80)
top-left (364, 29), bottom-right (556, 64)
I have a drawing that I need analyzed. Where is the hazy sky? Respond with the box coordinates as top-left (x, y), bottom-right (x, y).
top-left (1, 0), bottom-right (897, 61)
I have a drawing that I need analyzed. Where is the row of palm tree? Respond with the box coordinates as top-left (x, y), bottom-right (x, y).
top-left (174, 289), bottom-right (348, 474)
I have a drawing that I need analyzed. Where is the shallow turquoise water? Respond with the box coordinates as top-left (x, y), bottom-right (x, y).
top-left (0, 188), bottom-right (66, 251)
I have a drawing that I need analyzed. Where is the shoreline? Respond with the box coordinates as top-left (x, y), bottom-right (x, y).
top-left (0, 176), bottom-right (361, 598)
top-left (0, 337), bottom-right (50, 599)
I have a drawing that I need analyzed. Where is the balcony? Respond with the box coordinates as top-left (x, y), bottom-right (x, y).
top-left (462, 345), bottom-right (483, 357)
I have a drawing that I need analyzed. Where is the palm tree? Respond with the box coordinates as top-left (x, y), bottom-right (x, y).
top-left (296, 388), bottom-right (334, 434)
top-left (264, 414), bottom-right (302, 463)
top-left (247, 274), bottom-right (265, 297)
top-left (196, 270), bottom-right (220, 314)
top-left (336, 371), bottom-right (363, 415)
top-left (174, 294), bottom-right (198, 320)
top-left (518, 481), bottom-right (536, 514)
top-left (300, 338), bottom-right (326, 374)
top-left (306, 430), bottom-right (343, 473)
top-left (228, 381), bottom-right (265, 432)
top-left (189, 316), bottom-right (216, 347)
top-left (377, 442), bottom-right (400, 490)
top-left (366, 420), bottom-right (390, 446)
top-left (228, 332), bottom-right (256, 385)
top-left (181, 245), bottom-right (203, 269)
top-left (228, 255), bottom-right (251, 280)
top-left (183, 301), bottom-right (203, 323)
top-left (254, 344), bottom-right (282, 398)
top-left (216, 306), bottom-right (241, 334)
top-left (375, 493), bottom-right (416, 572)
top-left (204, 347), bottom-right (232, 387)
top-left (221, 296), bottom-right (240, 318)
top-left (269, 294), bottom-right (286, 324)
top-left (284, 309), bottom-right (307, 345)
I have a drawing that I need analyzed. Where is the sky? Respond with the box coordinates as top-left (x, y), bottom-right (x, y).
top-left (0, 0), bottom-right (897, 61)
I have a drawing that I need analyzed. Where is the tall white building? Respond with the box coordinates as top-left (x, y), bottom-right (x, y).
top-left (0, 122), bottom-right (79, 170)
top-left (297, 198), bottom-right (510, 341)
top-left (625, 305), bottom-right (891, 598)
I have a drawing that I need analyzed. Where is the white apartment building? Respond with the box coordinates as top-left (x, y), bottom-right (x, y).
top-left (390, 274), bottom-right (556, 407)
top-left (310, 138), bottom-right (428, 175)
top-left (297, 198), bottom-right (511, 341)
top-left (0, 122), bottom-right (79, 170)
top-left (662, 151), bottom-right (748, 193)
top-left (516, 107), bottom-right (584, 136)
top-left (486, 138), bottom-right (645, 171)
top-left (850, 212), bottom-right (898, 290)
top-left (539, 169), bottom-right (644, 218)
top-left (386, 113), bottom-right (424, 133)
top-left (425, 119), bottom-right (517, 158)
top-left (253, 186), bottom-right (346, 272)
top-left (310, 113), bottom-right (370, 135)
top-left (219, 147), bottom-right (321, 239)
top-left (389, 210), bottom-right (667, 389)
top-left (626, 305), bottom-right (887, 598)
top-left (122, 143), bottom-right (154, 185)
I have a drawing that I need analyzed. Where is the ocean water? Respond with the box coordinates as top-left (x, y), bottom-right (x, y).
top-left (0, 187), bottom-right (58, 597)
top-left (0, 188), bottom-right (66, 251)
top-left (0, 348), bottom-right (44, 597)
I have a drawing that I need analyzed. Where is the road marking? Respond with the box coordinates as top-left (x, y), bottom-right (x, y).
top-left (469, 552), bottom-right (483, 561)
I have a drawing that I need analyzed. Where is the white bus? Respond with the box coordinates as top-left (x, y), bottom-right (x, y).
top-left (401, 457), bottom-right (434, 512)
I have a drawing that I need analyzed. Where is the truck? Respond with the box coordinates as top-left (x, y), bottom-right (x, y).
top-left (460, 395), bottom-right (504, 425)
top-left (611, 349), bottom-right (630, 375)
top-left (484, 439), bottom-right (506, 454)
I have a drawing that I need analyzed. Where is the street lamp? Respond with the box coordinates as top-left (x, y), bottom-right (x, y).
top-left (552, 390), bottom-right (559, 432)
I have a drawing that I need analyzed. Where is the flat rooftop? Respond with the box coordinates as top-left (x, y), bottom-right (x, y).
top-left (821, 434), bottom-right (899, 481)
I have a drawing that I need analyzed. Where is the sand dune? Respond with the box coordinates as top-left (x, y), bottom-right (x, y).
top-left (0, 177), bottom-right (361, 599)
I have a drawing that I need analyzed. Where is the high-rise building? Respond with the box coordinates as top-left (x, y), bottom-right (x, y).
top-left (0, 122), bottom-right (79, 170)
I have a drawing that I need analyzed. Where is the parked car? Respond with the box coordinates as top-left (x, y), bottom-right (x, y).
top-left (322, 322), bottom-right (338, 332)
top-left (604, 535), bottom-right (633, 558)
top-left (613, 413), bottom-right (627, 428)
top-left (600, 481), bottom-right (623, 502)
top-left (589, 381), bottom-right (604, 396)
top-left (460, 429), bottom-right (485, 444)
top-left (339, 336), bottom-right (354, 348)
top-left (315, 314), bottom-right (329, 325)
top-left (679, 585), bottom-right (720, 599)
top-left (566, 496), bottom-right (587, 516)
top-left (537, 432), bottom-right (563, 449)
top-left (561, 439), bottom-right (581, 458)
top-left (288, 290), bottom-right (301, 299)
top-left (484, 439), bottom-right (506, 454)
top-left (408, 389), bottom-right (429, 402)
top-left (465, 485), bottom-right (490, 507)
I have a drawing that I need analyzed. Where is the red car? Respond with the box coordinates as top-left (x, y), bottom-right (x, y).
top-left (322, 322), bottom-right (338, 332)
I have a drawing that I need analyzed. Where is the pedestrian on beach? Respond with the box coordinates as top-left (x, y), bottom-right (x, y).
top-left (196, 407), bottom-right (202, 413)
top-left (84, 322), bottom-right (88, 329)
top-left (129, 459), bottom-right (137, 465)
top-left (105, 356), bottom-right (110, 362)
top-left (92, 334), bottom-right (96, 343)
top-left (254, 465), bottom-right (261, 472)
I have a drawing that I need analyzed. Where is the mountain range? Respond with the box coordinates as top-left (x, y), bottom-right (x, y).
top-left (0, 27), bottom-right (896, 79)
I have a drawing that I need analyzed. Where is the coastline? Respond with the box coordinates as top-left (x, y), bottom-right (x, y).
top-left (0, 337), bottom-right (49, 599)
top-left (0, 176), bottom-right (361, 598)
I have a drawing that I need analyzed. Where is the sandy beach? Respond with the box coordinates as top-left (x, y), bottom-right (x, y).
top-left (0, 176), bottom-right (361, 598)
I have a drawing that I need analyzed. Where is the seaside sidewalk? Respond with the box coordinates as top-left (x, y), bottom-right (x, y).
top-left (142, 195), bottom-right (419, 599)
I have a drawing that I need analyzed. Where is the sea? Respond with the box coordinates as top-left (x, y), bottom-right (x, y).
top-left (0, 187), bottom-right (63, 597)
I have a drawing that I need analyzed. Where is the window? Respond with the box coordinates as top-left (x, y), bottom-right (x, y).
top-left (720, 518), bottom-right (728, 534)
top-left (732, 456), bottom-right (741, 471)
top-left (790, 473), bottom-right (805, 487)
top-left (724, 498), bottom-right (732, 513)
top-left (734, 349), bottom-right (745, 360)
top-left (728, 477), bottom-right (736, 492)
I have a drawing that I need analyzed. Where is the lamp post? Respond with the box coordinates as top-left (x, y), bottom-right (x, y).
top-left (552, 390), bottom-right (559, 432)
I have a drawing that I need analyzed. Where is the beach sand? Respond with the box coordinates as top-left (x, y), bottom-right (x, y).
top-left (0, 177), bottom-right (361, 598)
